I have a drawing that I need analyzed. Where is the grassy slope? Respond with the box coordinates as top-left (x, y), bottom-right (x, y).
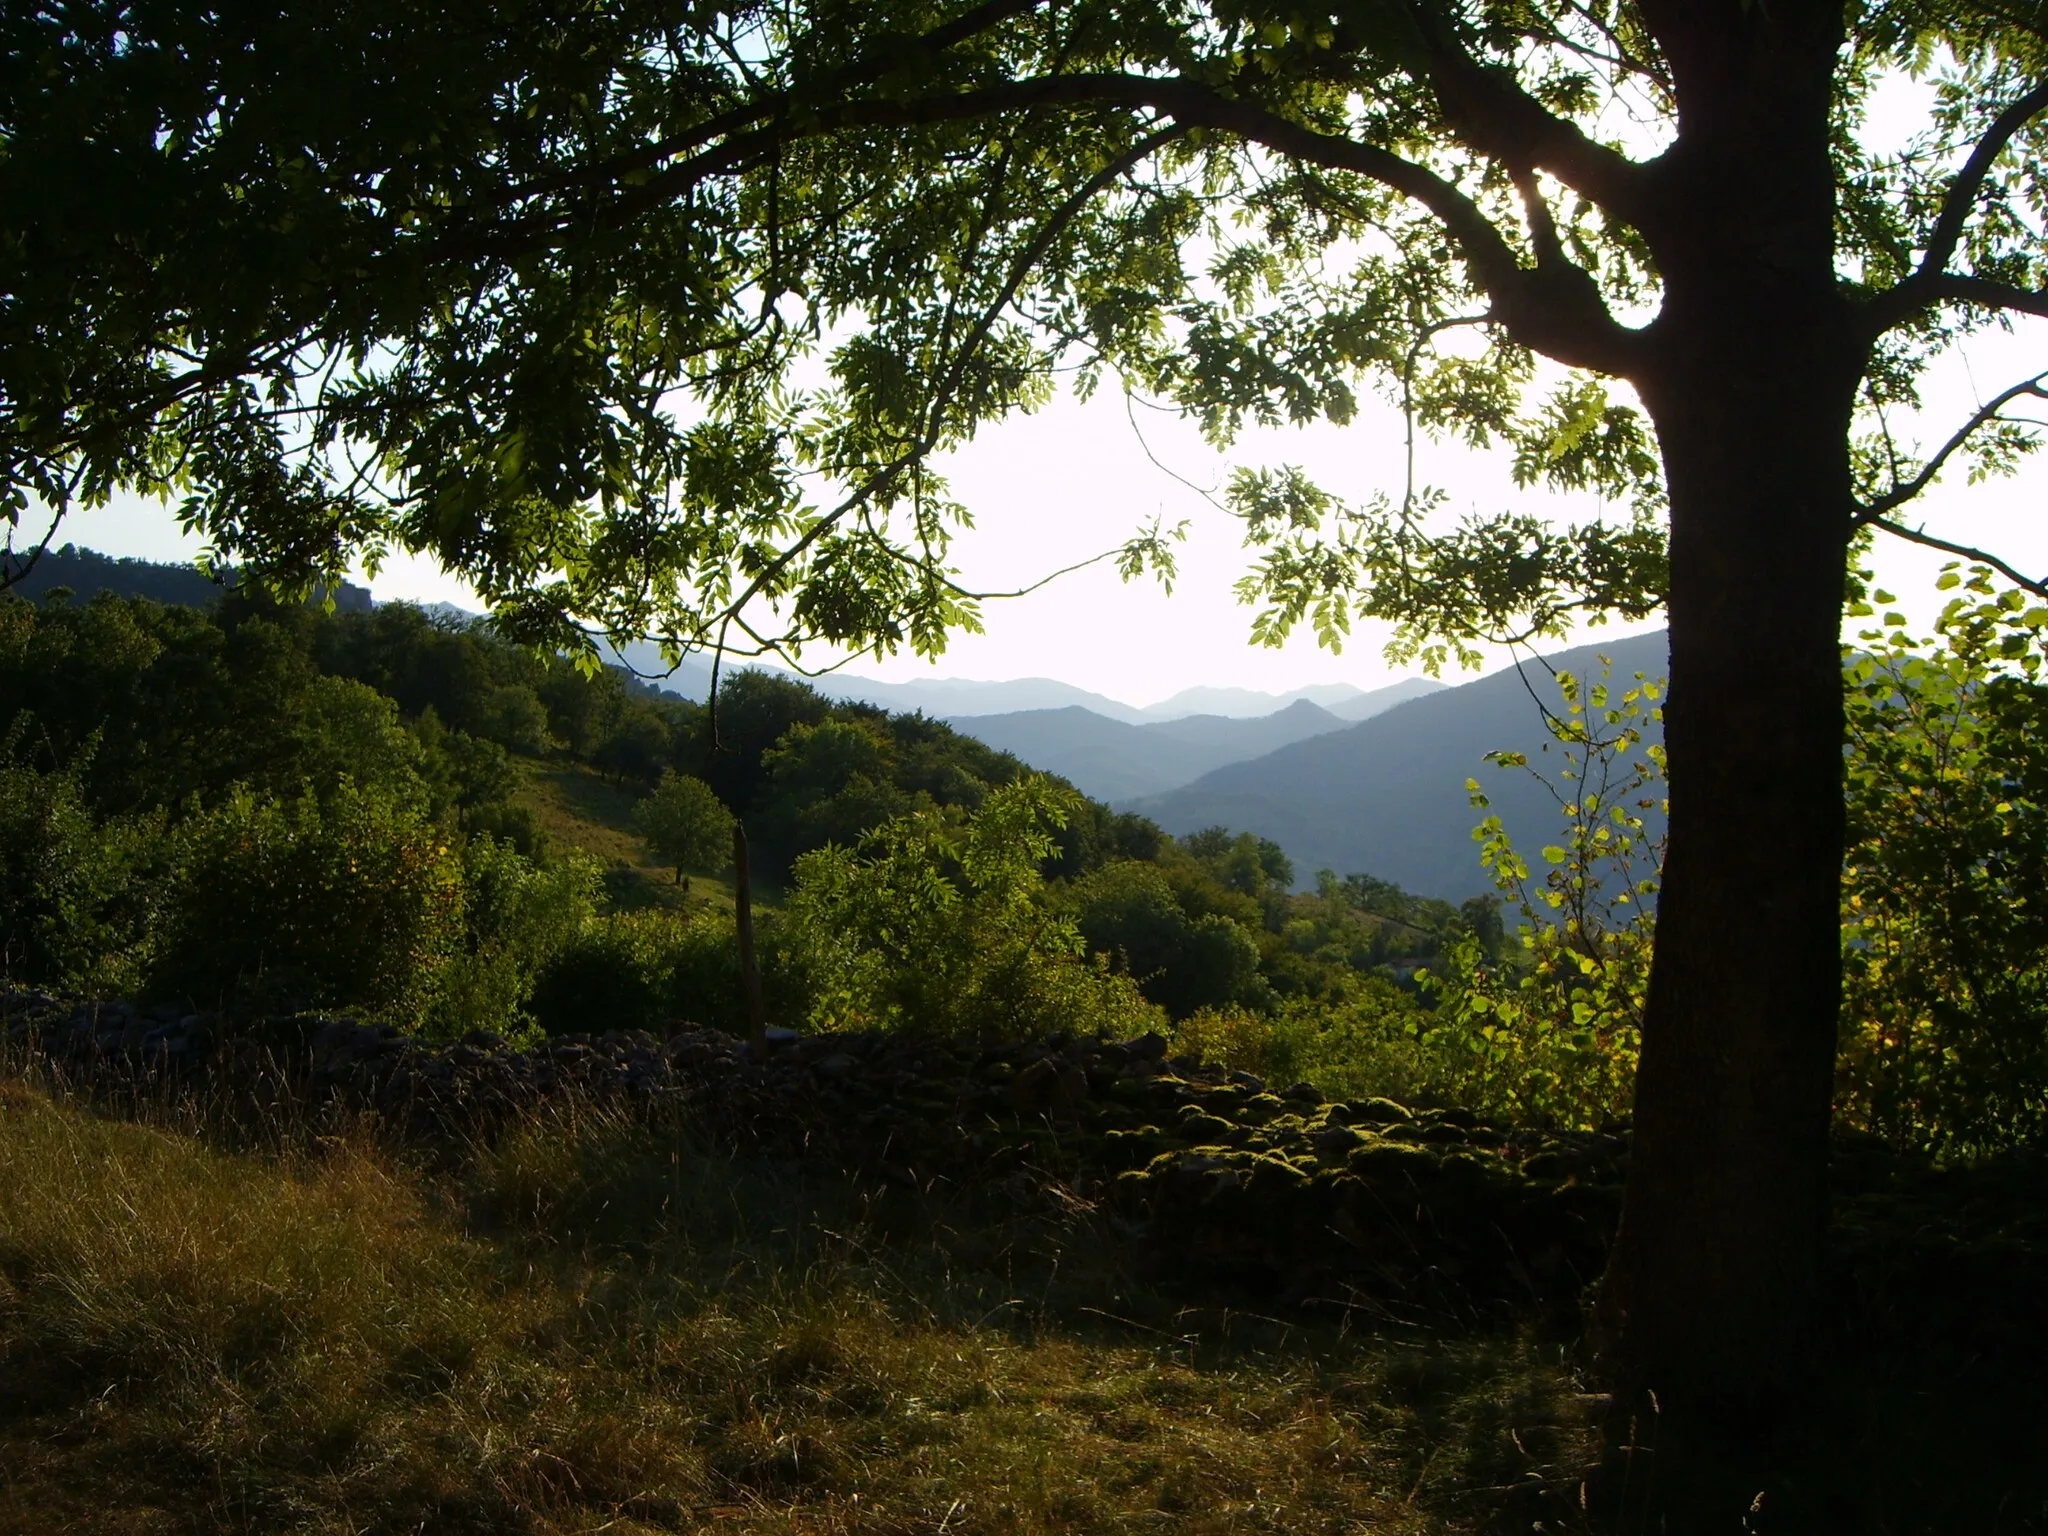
top-left (513, 761), bottom-right (748, 915)
top-left (0, 1081), bottom-right (1591, 1536)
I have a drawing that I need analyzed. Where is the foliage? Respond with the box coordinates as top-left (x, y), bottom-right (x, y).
top-left (785, 779), bottom-right (1160, 1039)
top-left (525, 905), bottom-right (808, 1038)
top-left (1170, 984), bottom-right (1443, 1105)
top-left (151, 779), bottom-right (466, 1022)
top-left (0, 739), bottom-right (159, 995)
top-left (20, 3), bottom-right (2048, 685)
top-left (426, 835), bottom-right (603, 1041)
top-left (633, 770), bottom-right (734, 882)
top-left (1840, 568), bottom-right (2048, 1156)
top-left (1421, 663), bottom-right (1664, 1130)
top-left (1070, 859), bottom-right (1268, 1020)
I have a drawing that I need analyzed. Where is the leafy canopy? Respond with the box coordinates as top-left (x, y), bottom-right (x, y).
top-left (13, 4), bottom-right (2048, 664)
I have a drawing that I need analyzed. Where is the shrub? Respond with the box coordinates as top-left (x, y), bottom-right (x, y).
top-left (152, 779), bottom-right (465, 1020)
top-left (0, 740), bottom-right (159, 995)
top-left (1171, 984), bottom-right (1441, 1101)
top-left (525, 906), bottom-right (807, 1037)
top-left (1418, 663), bottom-right (1660, 1129)
top-left (425, 837), bottom-right (602, 1040)
top-left (785, 779), bottom-right (1162, 1039)
top-left (1839, 569), bottom-right (2048, 1155)
top-left (1072, 860), bottom-right (1267, 1019)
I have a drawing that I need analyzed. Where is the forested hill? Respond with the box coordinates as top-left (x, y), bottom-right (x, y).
top-left (1131, 631), bottom-right (1671, 901)
top-left (1, 575), bottom-right (1501, 1042)
top-left (6, 542), bottom-right (372, 613)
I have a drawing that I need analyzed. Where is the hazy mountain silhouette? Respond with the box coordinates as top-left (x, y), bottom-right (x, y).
top-left (617, 644), bottom-right (1443, 726)
top-left (946, 678), bottom-right (1446, 799)
top-left (3, 543), bottom-right (372, 612)
top-left (945, 698), bottom-right (1345, 801)
top-left (1128, 631), bottom-right (1670, 900)
top-left (1135, 680), bottom-right (1434, 720)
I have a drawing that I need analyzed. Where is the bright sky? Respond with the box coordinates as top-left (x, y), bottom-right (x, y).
top-left (54, 74), bottom-right (2048, 713)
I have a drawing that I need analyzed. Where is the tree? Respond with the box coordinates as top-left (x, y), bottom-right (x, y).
top-left (16, 2), bottom-right (2048, 1511)
top-left (634, 770), bottom-right (734, 883)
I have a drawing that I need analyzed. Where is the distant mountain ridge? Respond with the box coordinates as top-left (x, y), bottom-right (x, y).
top-left (4, 543), bottom-right (372, 613)
top-left (943, 678), bottom-right (1445, 801)
top-left (610, 641), bottom-right (1443, 727)
top-left (1129, 630), bottom-right (1670, 901)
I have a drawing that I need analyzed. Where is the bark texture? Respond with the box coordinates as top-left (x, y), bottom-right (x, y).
top-left (1593, 2), bottom-right (1864, 1516)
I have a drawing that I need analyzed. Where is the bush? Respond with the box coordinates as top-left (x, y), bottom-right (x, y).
top-left (0, 741), bottom-right (159, 995)
top-left (526, 907), bottom-right (807, 1037)
top-left (1417, 664), bottom-right (1660, 1130)
top-left (785, 779), bottom-right (1161, 1039)
top-left (425, 837), bottom-right (602, 1040)
top-left (1839, 570), bottom-right (2048, 1155)
top-left (152, 779), bottom-right (465, 1020)
top-left (1072, 860), bottom-right (1266, 1018)
top-left (1171, 984), bottom-right (1440, 1101)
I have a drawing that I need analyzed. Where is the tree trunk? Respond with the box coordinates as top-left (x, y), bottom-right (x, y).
top-left (1595, 4), bottom-right (1862, 1520)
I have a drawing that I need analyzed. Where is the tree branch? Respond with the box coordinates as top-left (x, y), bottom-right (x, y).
top-left (482, 0), bottom-right (1048, 211)
top-left (1918, 272), bottom-right (2048, 321)
top-left (703, 73), bottom-right (1641, 375)
top-left (1407, 6), bottom-right (1655, 227)
top-left (683, 127), bottom-right (1178, 654)
top-left (1864, 514), bottom-right (2048, 600)
top-left (1868, 76), bottom-right (2048, 334)
top-left (1855, 372), bottom-right (2048, 519)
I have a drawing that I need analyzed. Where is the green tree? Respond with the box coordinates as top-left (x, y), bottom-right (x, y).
top-left (1072, 859), bottom-right (1267, 1019)
top-left (785, 778), bottom-right (1158, 1039)
top-left (633, 770), bottom-right (734, 883)
top-left (24, 2), bottom-right (2048, 1495)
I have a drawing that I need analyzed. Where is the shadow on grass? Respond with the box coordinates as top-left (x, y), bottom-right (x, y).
top-left (1, 1072), bottom-right (2042, 1534)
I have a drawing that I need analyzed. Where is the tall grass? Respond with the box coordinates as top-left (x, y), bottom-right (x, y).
top-left (0, 1078), bottom-right (1599, 1534)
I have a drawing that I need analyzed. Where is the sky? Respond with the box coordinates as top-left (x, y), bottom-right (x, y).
top-left (49, 78), bottom-right (2048, 714)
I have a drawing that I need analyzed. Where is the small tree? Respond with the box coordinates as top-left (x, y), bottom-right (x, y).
top-left (634, 771), bottom-right (733, 884)
top-left (1423, 662), bottom-right (1664, 1131)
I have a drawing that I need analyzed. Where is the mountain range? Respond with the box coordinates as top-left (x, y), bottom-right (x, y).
top-left (611, 641), bottom-right (1441, 725)
top-left (944, 680), bottom-right (1442, 801)
top-left (1123, 630), bottom-right (1671, 900)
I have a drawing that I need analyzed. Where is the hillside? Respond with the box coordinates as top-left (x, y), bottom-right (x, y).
top-left (1130, 631), bottom-right (1671, 901)
top-left (4, 541), bottom-right (372, 611)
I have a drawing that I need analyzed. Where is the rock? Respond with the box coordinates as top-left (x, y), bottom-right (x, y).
top-left (1008, 1058), bottom-right (1063, 1113)
top-left (1309, 1124), bottom-right (1367, 1158)
top-left (1347, 1097), bottom-right (1414, 1125)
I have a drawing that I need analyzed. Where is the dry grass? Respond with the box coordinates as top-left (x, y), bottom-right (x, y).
top-left (0, 1079), bottom-right (1599, 1535)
